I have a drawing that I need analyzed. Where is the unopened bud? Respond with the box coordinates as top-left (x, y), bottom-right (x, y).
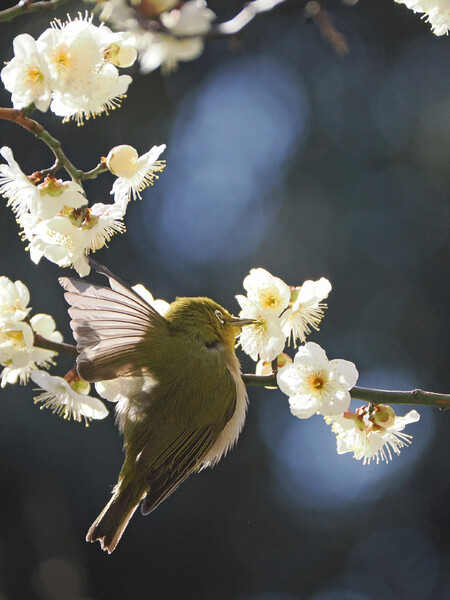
top-left (277, 353), bottom-right (292, 369)
top-left (255, 360), bottom-right (272, 377)
top-left (255, 360), bottom-right (277, 389)
top-left (106, 145), bottom-right (139, 178)
top-left (106, 43), bottom-right (137, 68)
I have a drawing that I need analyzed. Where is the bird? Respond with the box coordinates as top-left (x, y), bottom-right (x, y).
top-left (59, 260), bottom-right (255, 553)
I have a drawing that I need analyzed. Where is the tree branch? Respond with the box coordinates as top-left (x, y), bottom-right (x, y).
top-left (0, 0), bottom-right (72, 23)
top-left (242, 374), bottom-right (450, 410)
top-left (34, 334), bottom-right (78, 357)
top-left (208, 0), bottom-right (291, 39)
top-left (0, 107), bottom-right (107, 183)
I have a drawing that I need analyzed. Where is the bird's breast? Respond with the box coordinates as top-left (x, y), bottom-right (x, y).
top-left (200, 350), bottom-right (248, 469)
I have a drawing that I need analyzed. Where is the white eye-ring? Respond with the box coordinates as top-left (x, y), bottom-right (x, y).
top-left (215, 310), bottom-right (225, 324)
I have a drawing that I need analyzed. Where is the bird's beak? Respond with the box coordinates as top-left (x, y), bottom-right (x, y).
top-left (228, 316), bottom-right (257, 328)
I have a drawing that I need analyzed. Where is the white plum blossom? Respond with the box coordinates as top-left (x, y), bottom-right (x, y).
top-left (25, 216), bottom-right (90, 276)
top-left (160, 1), bottom-right (216, 36)
top-left (34, 13), bottom-right (136, 124)
top-left (1, 313), bottom-right (63, 387)
top-left (0, 147), bottom-right (42, 219)
top-left (107, 144), bottom-right (166, 204)
top-left (0, 320), bottom-right (34, 365)
top-left (277, 342), bottom-right (358, 419)
top-left (24, 203), bottom-right (126, 276)
top-left (1, 14), bottom-right (137, 123)
top-left (0, 34), bottom-right (52, 112)
top-left (102, 31), bottom-right (137, 67)
top-left (326, 405), bottom-right (421, 464)
top-left (144, 0), bottom-right (216, 74)
top-left (0, 147), bottom-right (87, 222)
top-left (0, 277), bottom-right (31, 323)
top-left (132, 283), bottom-right (170, 315)
top-left (81, 202), bottom-right (126, 251)
top-left (93, 0), bottom-right (215, 74)
top-left (31, 371), bottom-right (109, 425)
top-left (140, 32), bottom-right (205, 74)
top-left (0, 277), bottom-right (65, 387)
top-left (282, 278), bottom-right (332, 346)
top-left (395, 0), bottom-right (450, 35)
top-left (243, 268), bottom-right (290, 316)
top-left (235, 295), bottom-right (286, 362)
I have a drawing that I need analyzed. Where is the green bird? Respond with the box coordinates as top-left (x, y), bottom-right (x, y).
top-left (60, 261), bottom-right (255, 553)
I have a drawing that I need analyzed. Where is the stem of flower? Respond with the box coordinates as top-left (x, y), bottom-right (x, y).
top-left (0, 0), bottom-right (73, 23)
top-left (34, 334), bottom-right (78, 357)
top-left (242, 374), bottom-right (450, 410)
top-left (81, 162), bottom-right (108, 181)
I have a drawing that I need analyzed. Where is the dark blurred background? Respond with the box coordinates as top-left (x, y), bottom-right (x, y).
top-left (0, 0), bottom-right (449, 599)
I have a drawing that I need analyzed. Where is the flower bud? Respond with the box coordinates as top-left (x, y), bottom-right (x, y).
top-left (106, 145), bottom-right (139, 178)
top-left (277, 353), bottom-right (292, 369)
top-left (106, 43), bottom-right (137, 68)
top-left (255, 360), bottom-right (272, 376)
top-left (255, 360), bottom-right (277, 389)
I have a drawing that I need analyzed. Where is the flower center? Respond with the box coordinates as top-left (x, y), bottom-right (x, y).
top-left (51, 45), bottom-right (71, 73)
top-left (24, 66), bottom-right (44, 85)
top-left (311, 376), bottom-right (324, 389)
top-left (258, 287), bottom-right (282, 311)
top-left (6, 330), bottom-right (24, 342)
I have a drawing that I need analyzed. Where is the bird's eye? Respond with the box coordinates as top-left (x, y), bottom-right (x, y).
top-left (215, 310), bottom-right (225, 324)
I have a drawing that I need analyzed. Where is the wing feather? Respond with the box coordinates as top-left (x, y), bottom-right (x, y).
top-left (138, 426), bottom-right (218, 515)
top-left (59, 264), bottom-right (168, 382)
top-left (135, 379), bottom-right (237, 515)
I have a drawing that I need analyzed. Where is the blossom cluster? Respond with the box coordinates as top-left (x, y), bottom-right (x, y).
top-left (0, 275), bottom-right (108, 424)
top-left (235, 267), bottom-right (420, 464)
top-left (0, 275), bottom-right (171, 424)
top-left (0, 143), bottom-right (165, 276)
top-left (1, 12), bottom-right (137, 124)
top-left (0, 276), bottom-right (62, 387)
top-left (92, 0), bottom-right (216, 74)
top-left (395, 0), bottom-right (450, 35)
top-left (27, 282), bottom-right (169, 422)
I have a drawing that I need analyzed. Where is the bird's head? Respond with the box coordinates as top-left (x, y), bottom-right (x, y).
top-left (166, 297), bottom-right (255, 351)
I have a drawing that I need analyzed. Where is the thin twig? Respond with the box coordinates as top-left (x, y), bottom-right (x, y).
top-left (81, 162), bottom-right (108, 181)
top-left (0, 107), bottom-right (82, 180)
top-left (208, 0), bottom-right (291, 39)
top-left (30, 339), bottom-right (449, 410)
top-left (34, 334), bottom-right (78, 357)
top-left (0, 107), bottom-right (107, 183)
top-left (0, 0), bottom-right (72, 23)
top-left (242, 374), bottom-right (450, 410)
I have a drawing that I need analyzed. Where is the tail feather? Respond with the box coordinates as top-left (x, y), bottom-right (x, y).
top-left (86, 483), bottom-right (146, 553)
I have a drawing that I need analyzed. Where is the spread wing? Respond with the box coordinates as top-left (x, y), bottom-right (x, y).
top-left (136, 372), bottom-right (237, 516)
top-left (59, 260), bottom-right (168, 382)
